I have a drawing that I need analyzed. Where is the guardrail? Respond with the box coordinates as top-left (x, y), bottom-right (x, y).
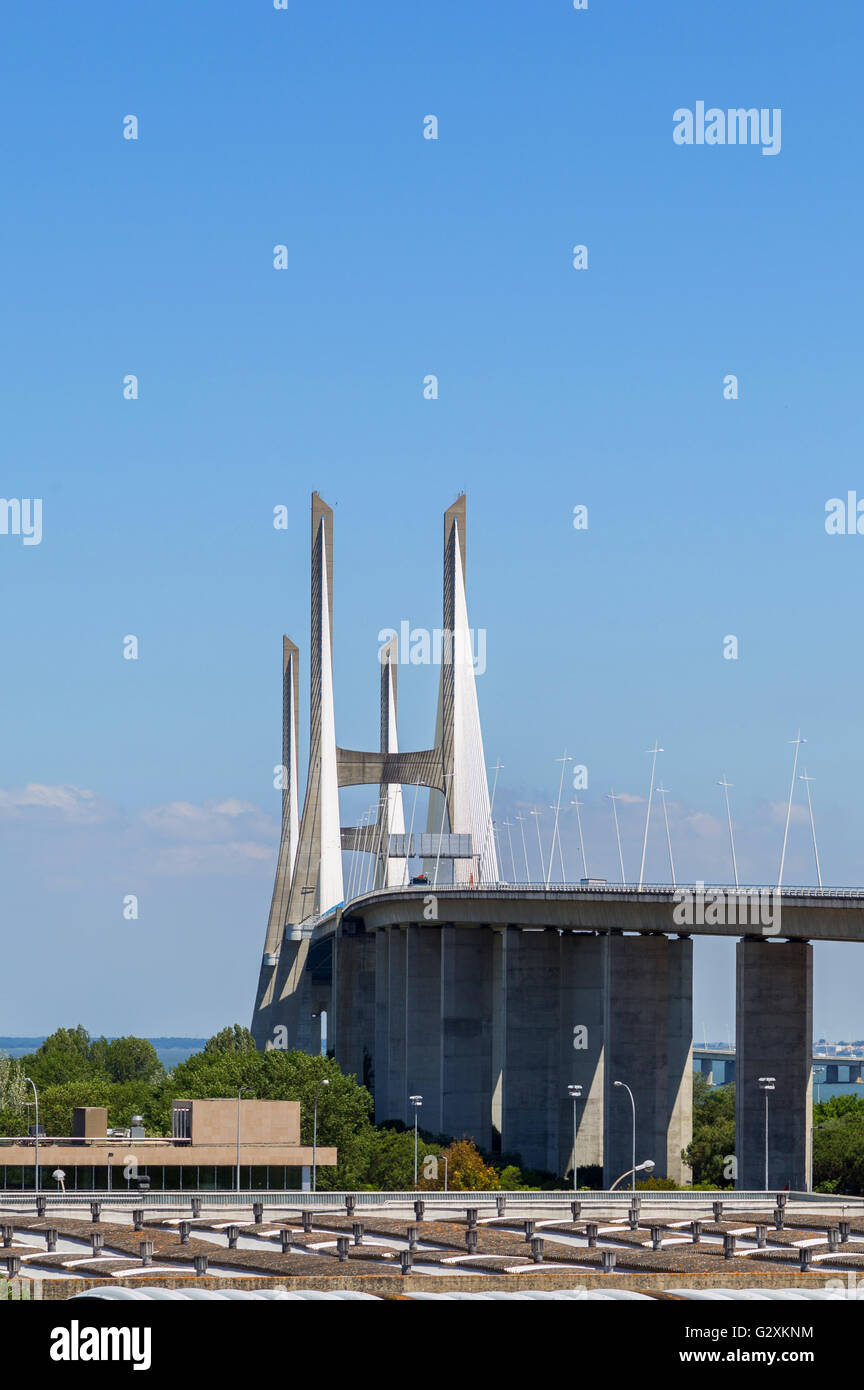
top-left (1, 1189), bottom-right (861, 1209)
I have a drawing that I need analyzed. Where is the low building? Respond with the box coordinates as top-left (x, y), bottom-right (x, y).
top-left (0, 1098), bottom-right (336, 1191)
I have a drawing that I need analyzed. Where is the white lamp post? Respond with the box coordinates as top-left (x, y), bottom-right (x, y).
top-left (607, 789), bottom-right (626, 884)
top-left (758, 1077), bottom-right (775, 1190)
top-left (717, 776), bottom-right (739, 889)
top-left (638, 742), bottom-right (664, 889)
top-left (312, 1078), bottom-right (330, 1194)
top-left (609, 1159), bottom-right (655, 1191)
top-left (778, 732), bottom-right (806, 887)
top-left (613, 1080), bottom-right (637, 1191)
top-left (410, 1096), bottom-right (423, 1187)
top-left (23, 1076), bottom-right (39, 1194)
top-left (567, 1084), bottom-right (583, 1189)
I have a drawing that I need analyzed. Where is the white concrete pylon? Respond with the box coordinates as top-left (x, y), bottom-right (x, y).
top-left (377, 636), bottom-right (406, 887)
top-left (447, 513), bottom-right (498, 886)
top-left (315, 524), bottom-right (344, 915)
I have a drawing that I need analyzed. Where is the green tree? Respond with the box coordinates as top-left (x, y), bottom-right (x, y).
top-left (90, 1036), bottom-right (164, 1085)
top-left (202, 1025), bottom-right (257, 1056)
top-left (0, 1054), bottom-right (26, 1112)
top-left (438, 1138), bottom-right (500, 1190)
top-left (681, 1074), bottom-right (736, 1187)
top-left (813, 1103), bottom-right (864, 1195)
top-left (366, 1128), bottom-right (443, 1189)
top-left (21, 1026), bottom-right (96, 1087)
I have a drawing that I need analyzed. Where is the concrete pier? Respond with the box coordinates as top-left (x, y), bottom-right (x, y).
top-left (441, 926), bottom-right (494, 1148)
top-left (405, 925), bottom-right (443, 1134)
top-left (604, 934), bottom-right (692, 1187)
top-left (492, 929), bottom-right (607, 1175)
top-left (736, 939), bottom-right (813, 1190)
top-left (362, 922), bottom-right (692, 1183)
top-left (331, 925), bottom-right (376, 1090)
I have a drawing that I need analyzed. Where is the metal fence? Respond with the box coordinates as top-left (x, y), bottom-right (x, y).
top-left (1, 1188), bottom-right (860, 1210)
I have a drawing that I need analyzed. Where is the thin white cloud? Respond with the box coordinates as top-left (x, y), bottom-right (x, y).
top-left (0, 783), bottom-right (112, 824)
top-left (139, 798), bottom-right (274, 842)
top-left (768, 800), bottom-right (809, 825)
top-left (146, 841), bottom-right (274, 878)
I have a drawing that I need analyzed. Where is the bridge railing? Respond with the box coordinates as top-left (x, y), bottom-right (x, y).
top-left (1, 1189), bottom-right (860, 1210)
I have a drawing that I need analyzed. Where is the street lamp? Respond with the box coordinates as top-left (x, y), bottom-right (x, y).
top-left (236, 1086), bottom-right (253, 1193)
top-left (107, 1151), bottom-right (114, 1193)
top-left (567, 1085), bottom-right (583, 1190)
top-left (23, 1076), bottom-right (39, 1194)
top-left (610, 1159), bottom-right (655, 1191)
top-left (613, 1080), bottom-right (637, 1191)
top-left (312, 1078), bottom-right (330, 1193)
top-left (758, 1077), bottom-right (775, 1191)
top-left (410, 1096), bottom-right (423, 1186)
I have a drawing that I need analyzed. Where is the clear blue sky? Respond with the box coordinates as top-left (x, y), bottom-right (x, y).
top-left (2, 0), bottom-right (863, 1040)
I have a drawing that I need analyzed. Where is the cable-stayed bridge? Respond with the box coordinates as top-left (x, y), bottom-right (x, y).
top-left (251, 494), bottom-right (864, 1191)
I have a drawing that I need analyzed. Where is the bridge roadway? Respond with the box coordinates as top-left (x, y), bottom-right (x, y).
top-left (308, 881), bottom-right (864, 943)
top-left (275, 883), bottom-right (864, 1194)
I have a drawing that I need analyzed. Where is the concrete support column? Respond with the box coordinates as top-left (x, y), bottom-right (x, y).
top-left (735, 939), bottom-right (813, 1191)
top-left (559, 933), bottom-right (608, 1180)
top-left (373, 929), bottom-right (393, 1123)
top-left (604, 934), bottom-right (693, 1187)
top-left (332, 926), bottom-right (376, 1090)
top-left (490, 930), bottom-right (607, 1177)
top-left (405, 927), bottom-right (443, 1134)
top-left (666, 936), bottom-right (694, 1180)
top-left (495, 928), bottom-right (561, 1174)
top-left (385, 928), bottom-right (407, 1126)
top-left (440, 926), bottom-right (493, 1147)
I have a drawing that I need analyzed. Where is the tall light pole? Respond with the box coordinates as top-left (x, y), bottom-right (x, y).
top-left (799, 770), bottom-right (823, 889)
top-left (656, 784), bottom-right (675, 887)
top-left (516, 814), bottom-right (531, 884)
top-left (433, 773), bottom-right (454, 887)
top-left (778, 732), bottom-right (806, 887)
top-left (312, 1077), bottom-right (330, 1194)
top-left (503, 820), bottom-right (516, 884)
top-left (717, 777), bottom-right (738, 889)
top-left (638, 742), bottom-right (663, 889)
top-left (410, 1096), bottom-right (423, 1186)
top-left (567, 1085), bottom-right (583, 1189)
top-left (759, 1076), bottom-right (775, 1191)
top-left (613, 1080), bottom-right (637, 1191)
top-left (548, 804), bottom-right (567, 883)
top-left (547, 753), bottom-right (571, 887)
top-left (530, 809), bottom-right (544, 884)
top-left (570, 799), bottom-right (587, 881)
top-left (236, 1086), bottom-right (253, 1193)
top-left (477, 761), bottom-right (504, 886)
top-left (23, 1076), bottom-right (39, 1194)
top-left (607, 790), bottom-right (626, 884)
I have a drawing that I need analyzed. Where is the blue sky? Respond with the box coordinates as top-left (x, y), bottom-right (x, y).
top-left (2, 0), bottom-right (863, 1039)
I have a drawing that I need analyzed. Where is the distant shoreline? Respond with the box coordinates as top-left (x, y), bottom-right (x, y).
top-left (0, 1037), bottom-right (207, 1066)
